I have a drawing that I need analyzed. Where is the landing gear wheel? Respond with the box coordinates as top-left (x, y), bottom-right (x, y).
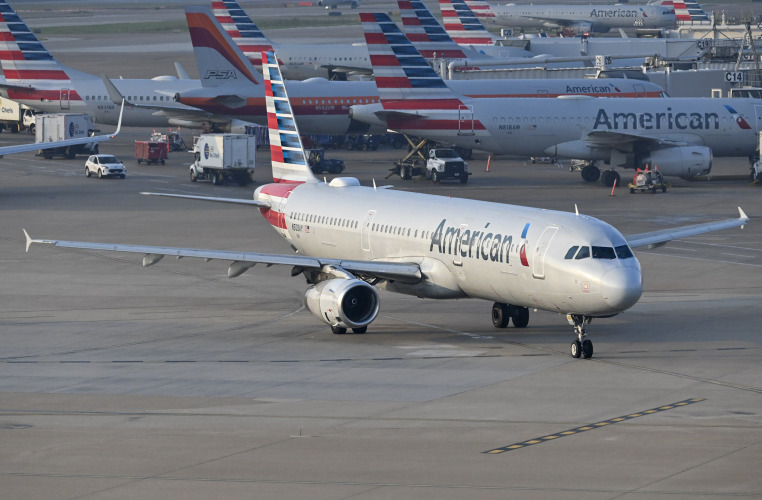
top-left (352, 326), bottom-right (367, 334)
top-left (581, 339), bottom-right (594, 359)
top-left (571, 340), bottom-right (582, 359)
top-left (512, 307), bottom-right (529, 328)
top-left (492, 302), bottom-right (510, 328)
top-left (600, 169), bottom-right (620, 188)
top-left (581, 164), bottom-right (600, 182)
top-left (331, 325), bottom-right (347, 335)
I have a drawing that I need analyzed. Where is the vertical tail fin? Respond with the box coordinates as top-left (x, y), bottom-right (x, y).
top-left (184, 6), bottom-right (263, 88)
top-left (0, 0), bottom-right (71, 83)
top-left (262, 51), bottom-right (318, 184)
top-left (660, 0), bottom-right (710, 23)
top-left (211, 0), bottom-right (275, 68)
top-left (397, 0), bottom-right (468, 59)
top-left (462, 0), bottom-right (496, 21)
top-left (362, 13), bottom-right (464, 109)
top-left (439, 0), bottom-right (496, 46)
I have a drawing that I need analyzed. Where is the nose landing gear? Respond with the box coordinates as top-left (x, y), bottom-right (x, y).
top-left (568, 314), bottom-right (594, 359)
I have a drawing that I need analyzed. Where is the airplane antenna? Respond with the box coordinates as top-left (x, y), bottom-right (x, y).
top-left (575, 204), bottom-right (579, 216)
top-left (373, 179), bottom-right (377, 190)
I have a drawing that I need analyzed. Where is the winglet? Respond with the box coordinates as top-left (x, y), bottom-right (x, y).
top-left (23, 228), bottom-right (32, 252)
top-left (110, 99), bottom-right (125, 138)
top-left (739, 206), bottom-right (749, 227)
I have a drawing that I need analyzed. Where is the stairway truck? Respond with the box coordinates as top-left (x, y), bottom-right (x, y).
top-left (189, 133), bottom-right (256, 186)
top-left (35, 113), bottom-right (98, 159)
top-left (0, 97), bottom-right (35, 133)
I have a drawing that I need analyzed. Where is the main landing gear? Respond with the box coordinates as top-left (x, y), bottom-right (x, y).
top-left (491, 302), bottom-right (529, 329)
top-left (575, 161), bottom-right (620, 188)
top-left (568, 314), bottom-right (594, 359)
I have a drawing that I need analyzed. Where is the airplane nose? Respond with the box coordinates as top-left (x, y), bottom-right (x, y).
top-left (600, 267), bottom-right (642, 311)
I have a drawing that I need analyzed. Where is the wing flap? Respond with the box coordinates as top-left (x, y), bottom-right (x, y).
top-left (625, 208), bottom-right (749, 249)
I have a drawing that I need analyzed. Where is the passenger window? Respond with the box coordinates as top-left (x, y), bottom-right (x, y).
top-left (575, 246), bottom-right (590, 260)
top-left (565, 246), bottom-right (579, 259)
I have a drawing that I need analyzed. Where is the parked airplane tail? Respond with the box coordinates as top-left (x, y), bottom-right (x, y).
top-left (462, 0), bottom-right (495, 20)
top-left (262, 51), bottom-right (318, 184)
top-left (185, 6), bottom-right (263, 88)
top-left (212, 0), bottom-right (275, 67)
top-left (439, 0), bottom-right (496, 46)
top-left (0, 0), bottom-right (71, 84)
top-left (656, 0), bottom-right (710, 23)
top-left (397, 0), bottom-right (469, 59)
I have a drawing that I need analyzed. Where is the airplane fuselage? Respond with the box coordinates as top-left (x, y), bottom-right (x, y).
top-left (254, 179), bottom-right (642, 316)
top-left (487, 4), bottom-right (677, 32)
top-left (378, 96), bottom-right (762, 172)
top-left (178, 78), bottom-right (664, 136)
top-left (4, 69), bottom-right (203, 127)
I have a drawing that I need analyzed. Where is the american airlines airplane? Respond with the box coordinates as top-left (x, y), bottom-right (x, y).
top-left (176, 6), bottom-right (664, 136)
top-left (464, 0), bottom-right (677, 34)
top-left (24, 51), bottom-right (749, 359)
top-left (0, 0), bottom-right (208, 129)
top-left (212, 0), bottom-right (372, 80)
top-left (350, 13), bottom-right (762, 187)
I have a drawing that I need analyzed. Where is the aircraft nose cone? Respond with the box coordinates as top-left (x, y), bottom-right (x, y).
top-left (600, 266), bottom-right (642, 311)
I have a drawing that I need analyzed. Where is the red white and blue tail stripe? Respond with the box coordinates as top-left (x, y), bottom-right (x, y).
top-left (0, 0), bottom-right (70, 83)
top-left (462, 0), bottom-right (495, 20)
top-left (659, 0), bottom-right (710, 23)
top-left (212, 0), bottom-right (275, 68)
top-left (397, 0), bottom-right (468, 59)
top-left (263, 51), bottom-right (317, 184)
top-left (439, 0), bottom-right (496, 46)
top-left (361, 12), bottom-right (466, 111)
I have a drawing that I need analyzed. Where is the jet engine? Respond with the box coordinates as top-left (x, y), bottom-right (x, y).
top-left (304, 278), bottom-right (380, 330)
top-left (637, 146), bottom-right (712, 178)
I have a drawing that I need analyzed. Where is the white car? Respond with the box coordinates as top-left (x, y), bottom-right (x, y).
top-left (85, 154), bottom-right (126, 179)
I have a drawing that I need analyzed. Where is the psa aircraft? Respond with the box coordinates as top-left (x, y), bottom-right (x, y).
top-left (464, 0), bottom-right (677, 34)
top-left (24, 52), bottom-right (749, 359)
top-left (212, 0), bottom-right (372, 80)
top-left (176, 6), bottom-right (664, 136)
top-left (350, 13), bottom-right (762, 186)
top-left (0, 0), bottom-right (209, 129)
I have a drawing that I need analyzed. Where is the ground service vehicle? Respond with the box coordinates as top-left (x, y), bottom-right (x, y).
top-left (426, 148), bottom-right (470, 184)
top-left (85, 154), bottom-right (126, 179)
top-left (307, 149), bottom-right (345, 175)
top-left (35, 113), bottom-right (98, 159)
top-left (189, 133), bottom-right (256, 185)
top-left (0, 97), bottom-right (35, 133)
top-left (135, 141), bottom-right (168, 165)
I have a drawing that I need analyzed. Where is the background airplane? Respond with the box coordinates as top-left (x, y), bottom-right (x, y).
top-left (177, 6), bottom-right (665, 136)
top-left (463, 0), bottom-right (677, 34)
top-left (212, 0), bottom-right (372, 80)
top-left (0, 0), bottom-right (208, 129)
top-left (317, 0), bottom-right (361, 9)
top-left (353, 13), bottom-right (761, 187)
top-left (24, 51), bottom-right (749, 359)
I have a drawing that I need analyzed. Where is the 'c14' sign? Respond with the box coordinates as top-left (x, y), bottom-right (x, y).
top-left (725, 71), bottom-right (744, 83)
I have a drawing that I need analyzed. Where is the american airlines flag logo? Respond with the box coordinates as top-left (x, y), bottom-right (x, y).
top-left (213, 0), bottom-right (274, 66)
top-left (398, 0), bottom-right (468, 58)
top-left (440, 0), bottom-right (495, 46)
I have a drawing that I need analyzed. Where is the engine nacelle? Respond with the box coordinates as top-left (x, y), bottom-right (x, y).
top-left (304, 278), bottom-right (380, 329)
top-left (638, 146), bottom-right (712, 178)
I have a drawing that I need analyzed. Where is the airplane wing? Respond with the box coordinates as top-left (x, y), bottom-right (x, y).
top-left (0, 100), bottom-right (124, 157)
top-left (584, 130), bottom-right (703, 149)
top-left (625, 208), bottom-right (749, 249)
top-left (23, 230), bottom-right (422, 283)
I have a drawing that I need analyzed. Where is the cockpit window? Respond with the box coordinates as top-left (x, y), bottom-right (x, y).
top-left (615, 245), bottom-right (634, 259)
top-left (592, 246), bottom-right (616, 259)
top-left (575, 246), bottom-right (590, 260)
top-left (564, 246), bottom-right (579, 259)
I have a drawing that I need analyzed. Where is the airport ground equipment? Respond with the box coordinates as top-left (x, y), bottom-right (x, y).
top-left (629, 167), bottom-right (669, 193)
top-left (189, 133), bottom-right (256, 186)
top-left (135, 141), bottom-right (168, 165)
top-left (306, 149), bottom-right (345, 175)
top-left (0, 97), bottom-right (35, 133)
top-left (35, 113), bottom-right (99, 159)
